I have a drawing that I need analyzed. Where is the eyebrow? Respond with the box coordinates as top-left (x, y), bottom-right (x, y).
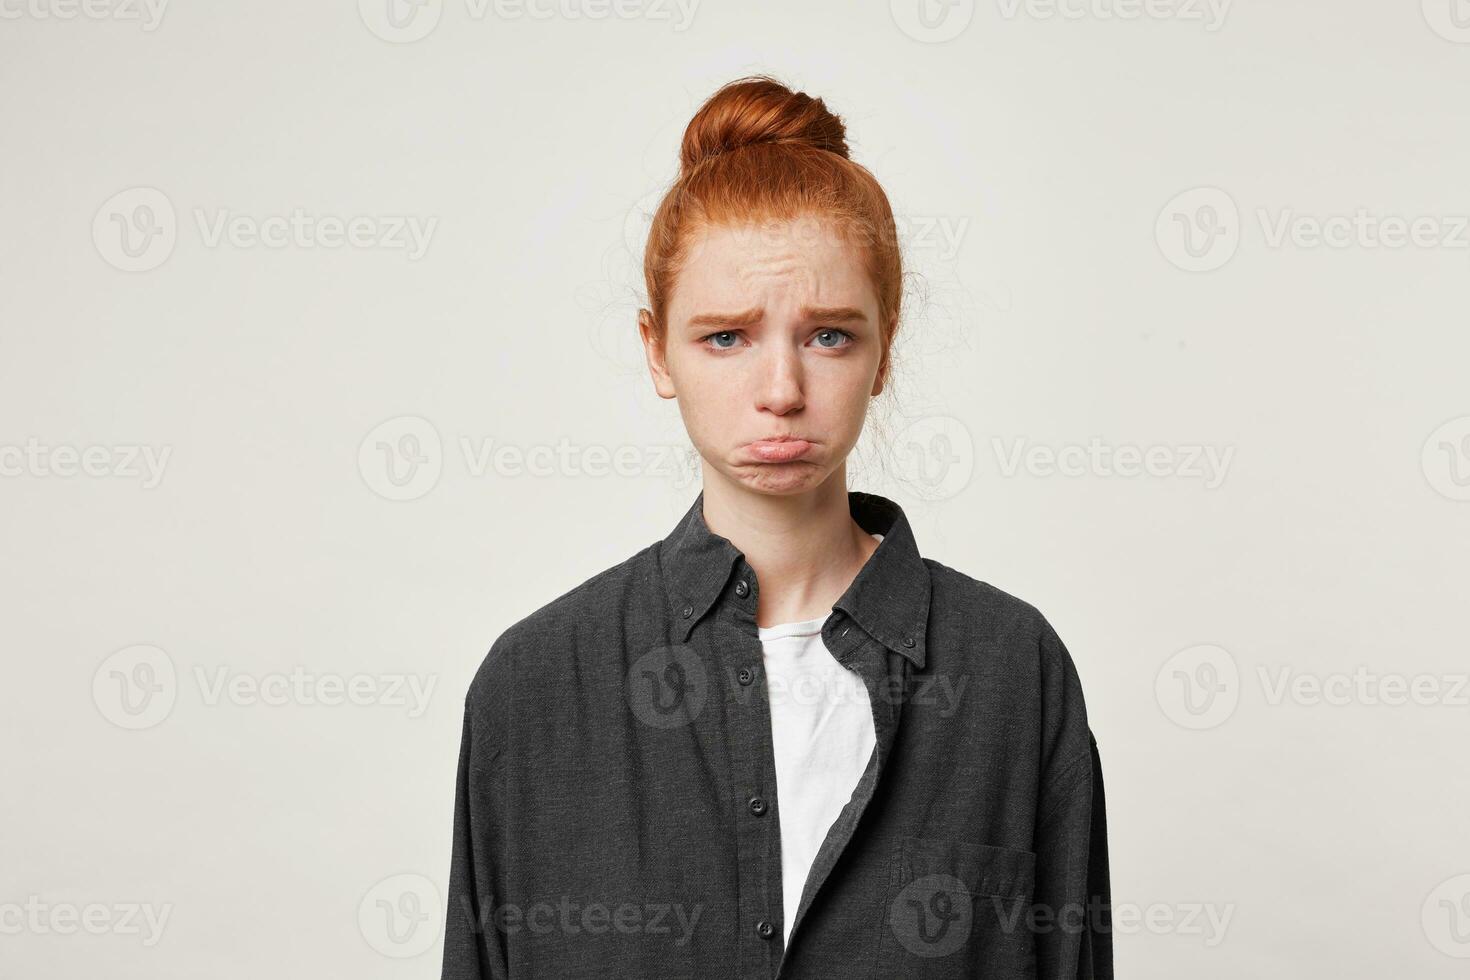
top-left (686, 305), bottom-right (869, 329)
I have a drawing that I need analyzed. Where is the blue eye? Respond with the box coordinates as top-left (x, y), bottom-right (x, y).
top-left (813, 329), bottom-right (854, 349)
top-left (699, 328), bottom-right (854, 352)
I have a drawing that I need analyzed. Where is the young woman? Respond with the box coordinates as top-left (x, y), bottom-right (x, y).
top-left (442, 76), bottom-right (1112, 980)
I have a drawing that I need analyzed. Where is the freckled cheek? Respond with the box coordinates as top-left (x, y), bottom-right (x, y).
top-left (807, 376), bottom-right (876, 426)
top-left (671, 356), bottom-right (761, 418)
top-left (842, 387), bottom-right (876, 426)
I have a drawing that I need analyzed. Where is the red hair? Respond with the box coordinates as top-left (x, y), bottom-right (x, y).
top-left (640, 75), bottom-right (904, 384)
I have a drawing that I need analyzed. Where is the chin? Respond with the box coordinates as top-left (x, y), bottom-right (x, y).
top-left (727, 461), bottom-right (828, 496)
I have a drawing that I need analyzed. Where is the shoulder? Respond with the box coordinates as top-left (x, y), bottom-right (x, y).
top-left (922, 557), bottom-right (1084, 681)
top-left (925, 559), bottom-right (1097, 760)
top-left (465, 542), bottom-right (660, 710)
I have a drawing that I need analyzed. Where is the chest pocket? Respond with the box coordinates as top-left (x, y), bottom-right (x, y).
top-left (873, 836), bottom-right (1039, 979)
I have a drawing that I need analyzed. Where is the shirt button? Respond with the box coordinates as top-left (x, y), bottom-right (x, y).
top-left (682, 605), bottom-right (693, 619)
top-left (737, 667), bottom-right (754, 685)
top-left (755, 919), bottom-right (775, 940)
top-left (748, 796), bottom-right (768, 816)
top-left (902, 635), bottom-right (915, 648)
top-left (735, 580), bottom-right (749, 597)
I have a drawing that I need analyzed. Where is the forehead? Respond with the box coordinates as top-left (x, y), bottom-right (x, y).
top-left (670, 217), bottom-right (876, 314)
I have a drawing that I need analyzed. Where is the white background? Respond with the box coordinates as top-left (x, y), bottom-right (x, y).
top-left (2, 1), bottom-right (1468, 976)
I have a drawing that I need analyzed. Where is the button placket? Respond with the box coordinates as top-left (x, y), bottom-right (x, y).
top-left (779, 638), bottom-right (905, 962)
top-left (717, 563), bottom-right (782, 976)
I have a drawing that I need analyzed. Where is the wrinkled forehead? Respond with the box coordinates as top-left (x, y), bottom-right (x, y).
top-left (668, 219), bottom-right (878, 325)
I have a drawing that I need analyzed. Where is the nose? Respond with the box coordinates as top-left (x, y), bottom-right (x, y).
top-left (754, 341), bottom-right (804, 416)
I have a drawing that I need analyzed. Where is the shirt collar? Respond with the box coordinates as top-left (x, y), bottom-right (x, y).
top-left (657, 488), bottom-right (932, 669)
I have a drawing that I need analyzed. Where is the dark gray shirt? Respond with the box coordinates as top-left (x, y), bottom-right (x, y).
top-left (442, 490), bottom-right (1112, 979)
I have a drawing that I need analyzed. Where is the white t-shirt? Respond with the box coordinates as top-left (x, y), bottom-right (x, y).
top-left (756, 532), bottom-right (882, 947)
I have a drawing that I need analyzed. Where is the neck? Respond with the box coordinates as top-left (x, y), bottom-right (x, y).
top-left (699, 463), bottom-right (879, 628)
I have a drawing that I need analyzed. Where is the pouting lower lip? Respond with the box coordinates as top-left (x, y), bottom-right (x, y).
top-left (747, 439), bottom-right (813, 461)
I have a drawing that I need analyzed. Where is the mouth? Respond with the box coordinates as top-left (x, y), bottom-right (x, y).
top-left (745, 436), bottom-right (814, 463)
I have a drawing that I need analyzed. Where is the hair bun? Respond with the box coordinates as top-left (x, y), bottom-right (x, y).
top-left (679, 75), bottom-right (850, 175)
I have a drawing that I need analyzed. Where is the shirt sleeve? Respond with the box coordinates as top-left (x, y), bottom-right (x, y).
top-left (441, 684), bottom-right (511, 980)
top-left (1032, 622), bottom-right (1114, 979)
